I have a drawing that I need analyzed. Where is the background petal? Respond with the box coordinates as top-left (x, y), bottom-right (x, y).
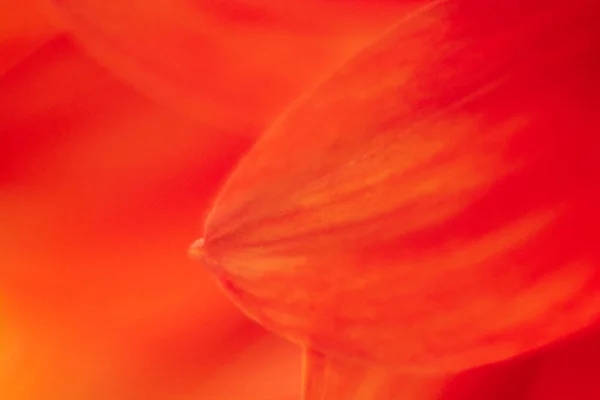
top-left (0, 37), bottom-right (298, 399)
top-left (47, 0), bottom-right (419, 132)
top-left (0, 0), bottom-right (61, 74)
top-left (300, 344), bottom-right (544, 400)
top-left (525, 324), bottom-right (600, 399)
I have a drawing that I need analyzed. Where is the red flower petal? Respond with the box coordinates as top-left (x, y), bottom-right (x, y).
top-left (525, 324), bottom-right (600, 399)
top-left (0, 0), bottom-right (60, 74)
top-left (1, 37), bottom-right (289, 399)
top-left (302, 349), bottom-right (442, 399)
top-left (48, 0), bottom-right (417, 132)
top-left (300, 345), bottom-right (542, 400)
top-left (199, 0), bottom-right (600, 372)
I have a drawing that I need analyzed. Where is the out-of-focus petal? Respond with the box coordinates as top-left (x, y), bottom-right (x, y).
top-left (47, 0), bottom-right (418, 132)
top-left (437, 352), bottom-right (541, 400)
top-left (301, 350), bottom-right (443, 400)
top-left (0, 0), bottom-right (60, 74)
top-left (199, 0), bottom-right (600, 373)
top-left (193, 333), bottom-right (301, 400)
top-left (0, 37), bottom-right (286, 399)
top-left (300, 347), bottom-right (541, 400)
top-left (525, 324), bottom-right (600, 399)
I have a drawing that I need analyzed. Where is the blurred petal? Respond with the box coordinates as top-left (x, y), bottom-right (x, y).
top-left (525, 324), bottom-right (600, 399)
top-left (301, 346), bottom-right (541, 400)
top-left (302, 349), bottom-right (442, 400)
top-left (199, 0), bottom-right (600, 372)
top-left (0, 0), bottom-right (60, 74)
top-left (48, 0), bottom-right (418, 132)
top-left (193, 334), bottom-right (300, 400)
top-left (437, 352), bottom-right (541, 400)
top-left (0, 36), bottom-right (289, 399)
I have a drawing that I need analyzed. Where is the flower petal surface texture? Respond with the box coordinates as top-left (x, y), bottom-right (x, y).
top-left (3, 0), bottom-right (600, 399)
top-left (296, 324), bottom-right (600, 400)
top-left (201, 0), bottom-right (600, 373)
